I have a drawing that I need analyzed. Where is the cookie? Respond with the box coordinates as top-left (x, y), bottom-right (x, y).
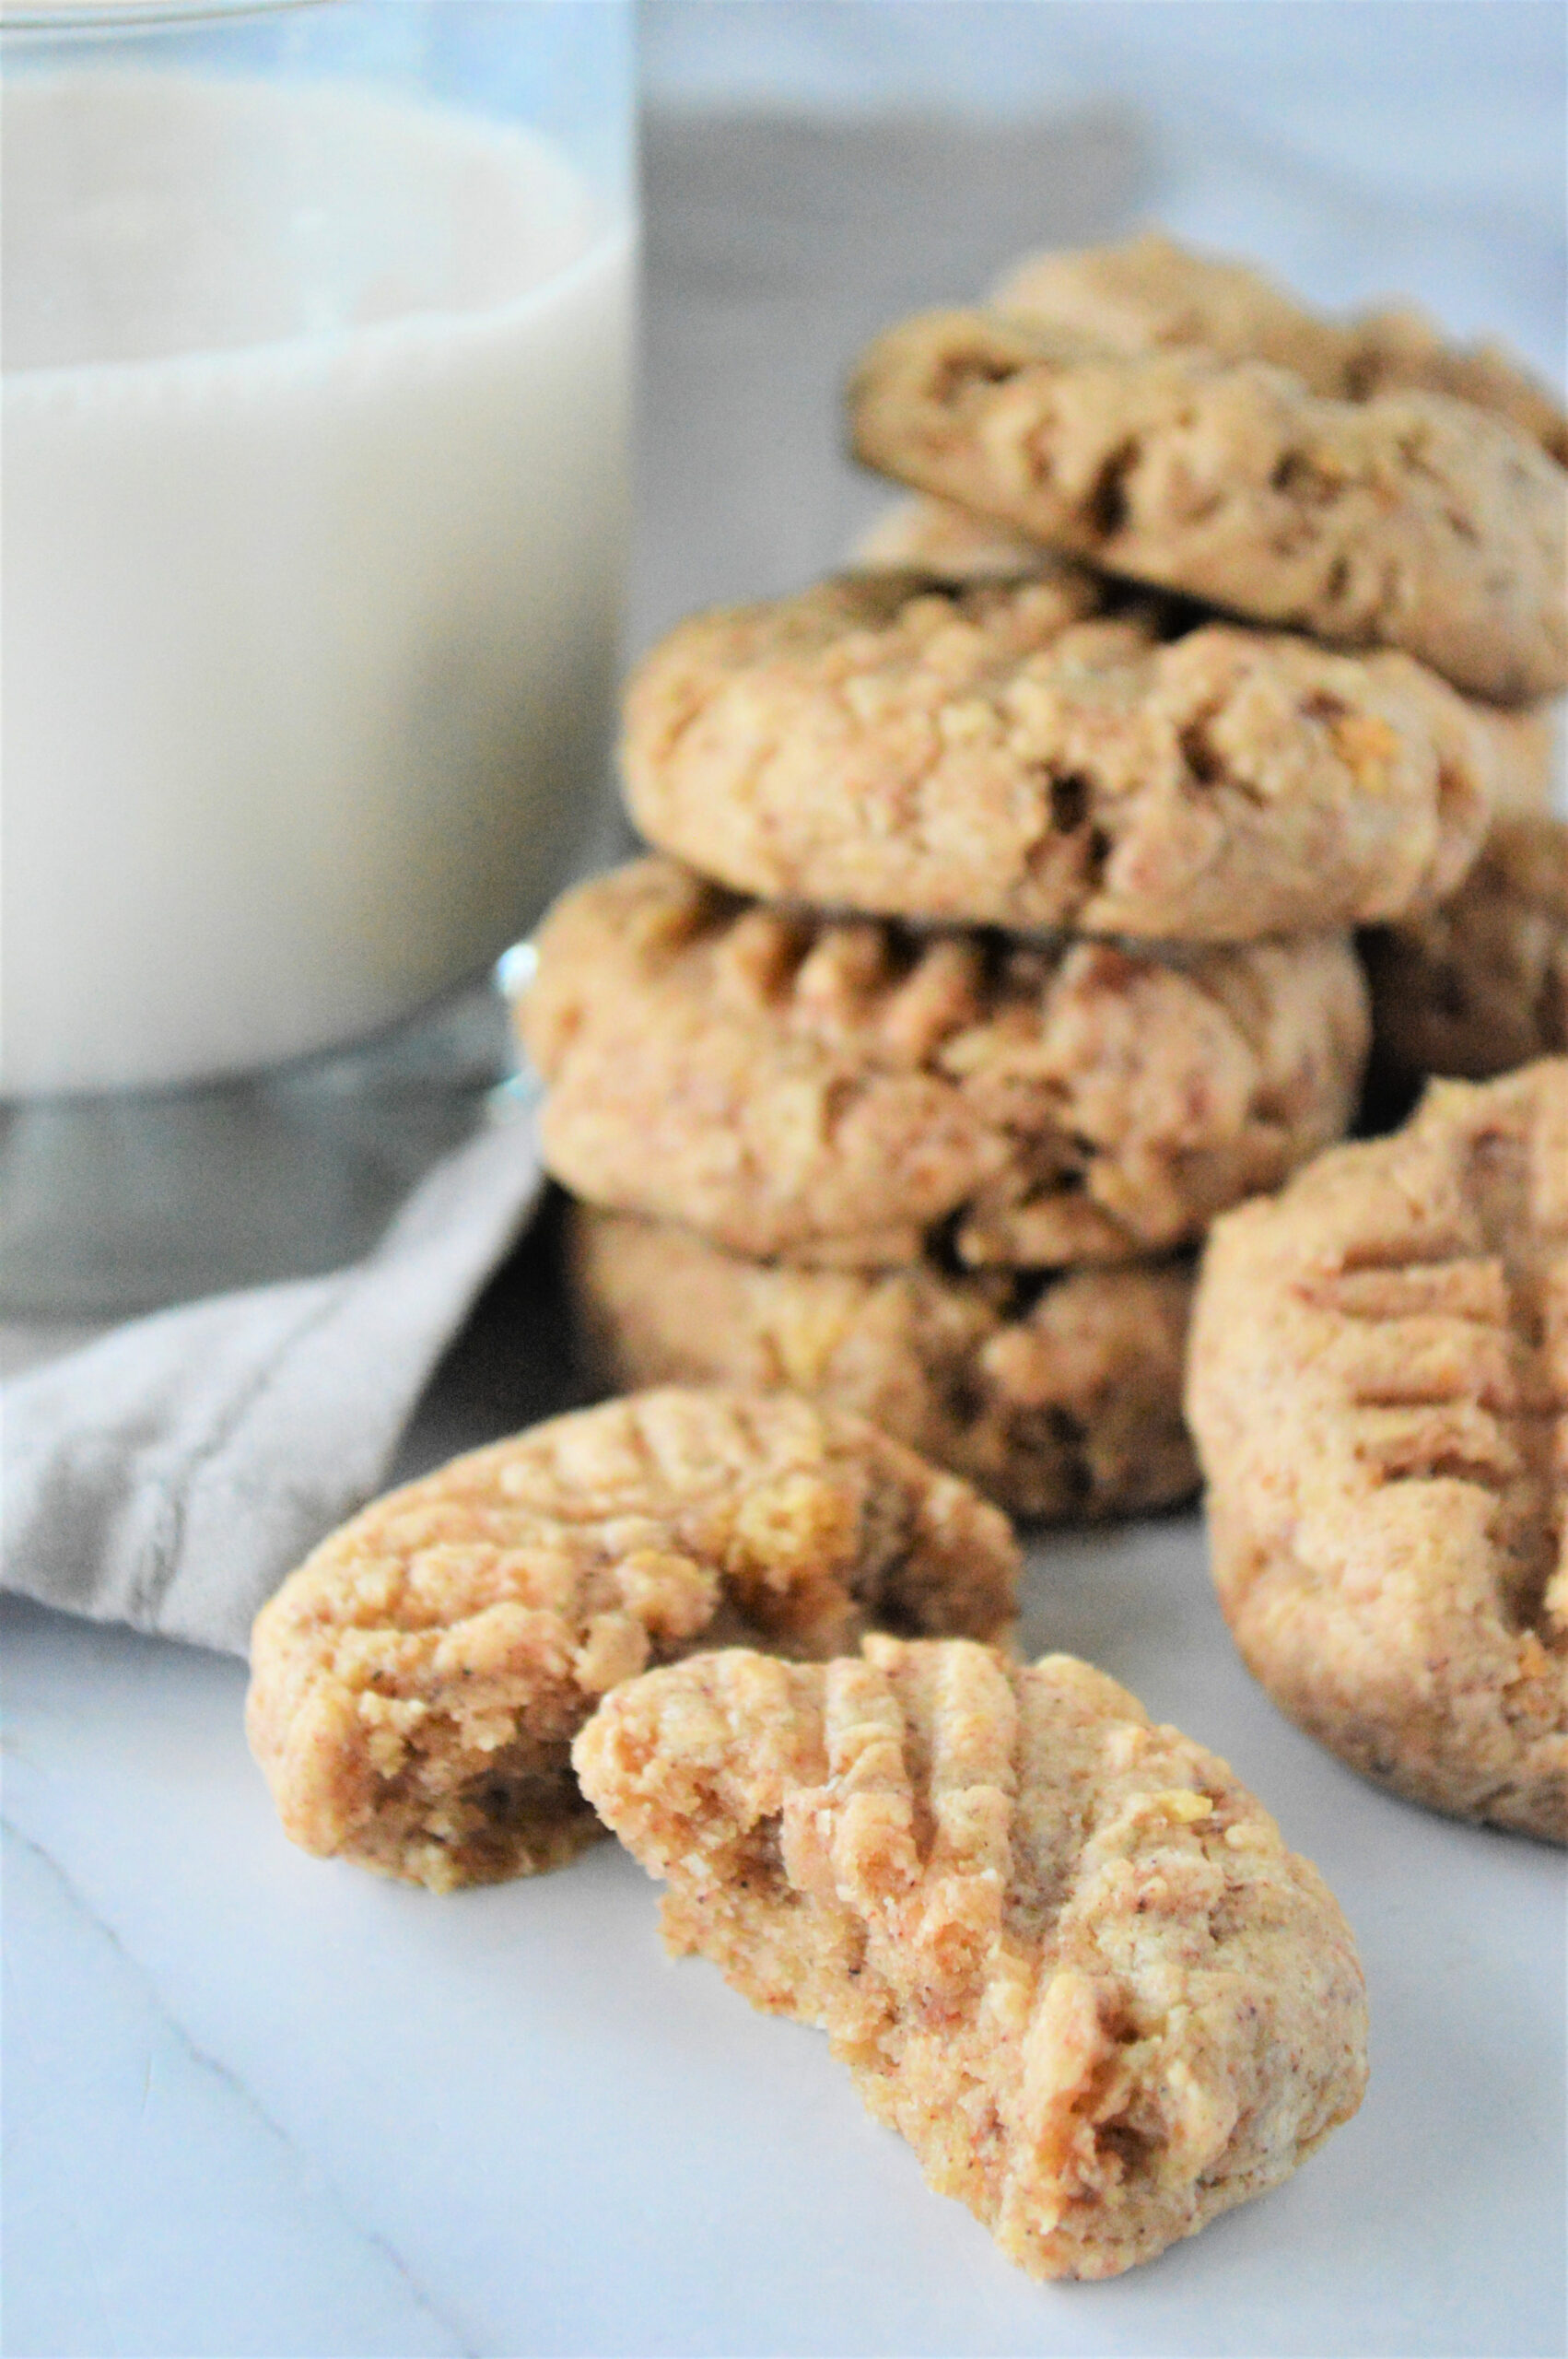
top-left (573, 1637), bottom-right (1369, 2281)
top-left (1187, 1061), bottom-right (1568, 1839)
top-left (1486, 699), bottom-right (1562, 817)
top-left (246, 1388), bottom-right (1018, 1891)
top-left (847, 506), bottom-right (1560, 821)
top-left (848, 310), bottom-right (1568, 703)
top-left (852, 492), bottom-right (1046, 579)
top-left (1363, 816), bottom-right (1568, 1086)
top-left (623, 571), bottom-right (1498, 940)
top-left (568, 1203), bottom-right (1198, 1522)
top-left (992, 230), bottom-right (1568, 464)
top-left (1347, 309), bottom-right (1568, 471)
top-left (994, 229), bottom-right (1363, 396)
top-left (848, 512), bottom-right (1560, 822)
top-left (519, 858), bottom-right (1369, 1270)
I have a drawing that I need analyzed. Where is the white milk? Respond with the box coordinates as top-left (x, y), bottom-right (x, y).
top-left (2, 72), bottom-right (633, 1093)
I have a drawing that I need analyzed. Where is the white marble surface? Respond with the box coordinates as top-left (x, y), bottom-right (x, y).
top-left (6, 1515), bottom-right (1564, 2358)
top-left (6, 7), bottom-right (1568, 2352)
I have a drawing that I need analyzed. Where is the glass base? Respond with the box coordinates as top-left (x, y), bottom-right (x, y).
top-left (0, 977), bottom-right (521, 1320)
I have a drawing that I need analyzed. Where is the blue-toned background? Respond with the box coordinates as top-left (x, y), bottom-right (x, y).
top-left (643, 0), bottom-right (1565, 368)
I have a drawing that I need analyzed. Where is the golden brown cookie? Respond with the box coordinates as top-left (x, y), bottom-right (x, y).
top-left (568, 1203), bottom-right (1197, 1522)
top-left (994, 229), bottom-right (1361, 394)
top-left (623, 571), bottom-right (1498, 940)
top-left (848, 510), bottom-right (1560, 826)
top-left (1363, 815), bottom-right (1568, 1086)
top-left (848, 310), bottom-right (1568, 703)
top-left (851, 493), bottom-right (1047, 579)
top-left (1341, 309), bottom-right (1568, 468)
top-left (992, 230), bottom-right (1568, 464)
top-left (247, 1388), bottom-right (1018, 1891)
top-left (1485, 699), bottom-right (1562, 816)
top-left (1187, 1062), bottom-right (1568, 1840)
top-left (573, 1637), bottom-right (1369, 2281)
top-left (519, 858), bottom-right (1369, 1270)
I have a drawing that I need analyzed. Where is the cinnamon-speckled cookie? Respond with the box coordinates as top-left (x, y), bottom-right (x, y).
top-left (1363, 816), bottom-right (1568, 1088)
top-left (848, 310), bottom-right (1568, 703)
top-left (519, 859), bottom-right (1369, 1270)
top-left (568, 1203), bottom-right (1197, 1522)
top-left (247, 1388), bottom-right (1018, 1890)
top-left (573, 1637), bottom-right (1369, 2281)
top-left (624, 571), bottom-right (1497, 940)
top-left (992, 231), bottom-right (1568, 464)
top-left (1187, 1061), bottom-right (1568, 1839)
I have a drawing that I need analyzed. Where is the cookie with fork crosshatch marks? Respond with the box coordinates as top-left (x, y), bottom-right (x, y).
top-left (572, 1637), bottom-right (1369, 2281)
top-left (518, 858), bottom-right (1369, 1273)
top-left (1187, 1061), bottom-right (1568, 1839)
top-left (247, 1389), bottom-right (1017, 1892)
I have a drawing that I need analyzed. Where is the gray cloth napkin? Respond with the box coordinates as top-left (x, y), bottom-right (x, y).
top-left (1, 1110), bottom-right (544, 1657)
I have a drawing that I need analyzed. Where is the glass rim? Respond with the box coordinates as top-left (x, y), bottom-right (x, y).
top-left (1, 0), bottom-right (333, 32)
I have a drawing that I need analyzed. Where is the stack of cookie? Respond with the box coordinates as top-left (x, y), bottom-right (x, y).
top-left (515, 232), bottom-right (1566, 1525)
top-left (848, 232), bottom-right (1568, 1106)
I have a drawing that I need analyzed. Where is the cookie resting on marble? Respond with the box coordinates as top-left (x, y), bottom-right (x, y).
top-left (573, 1636), bottom-right (1369, 2280)
top-left (1187, 1060), bottom-right (1568, 1840)
top-left (247, 1388), bottom-right (1018, 1890)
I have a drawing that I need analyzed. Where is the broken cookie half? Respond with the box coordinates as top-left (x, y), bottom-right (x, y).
top-left (247, 1389), bottom-right (1018, 1892)
top-left (573, 1636), bottom-right (1368, 2281)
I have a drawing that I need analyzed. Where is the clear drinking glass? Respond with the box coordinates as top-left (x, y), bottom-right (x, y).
top-left (0, 0), bottom-right (635, 1312)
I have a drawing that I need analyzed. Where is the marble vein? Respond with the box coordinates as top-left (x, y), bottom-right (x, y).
top-left (4, 1817), bottom-right (482, 2359)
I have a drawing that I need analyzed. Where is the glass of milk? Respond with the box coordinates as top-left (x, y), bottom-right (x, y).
top-left (0, 0), bottom-right (635, 1311)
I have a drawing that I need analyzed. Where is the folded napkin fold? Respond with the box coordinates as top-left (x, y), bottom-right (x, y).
top-left (1, 1110), bottom-right (544, 1658)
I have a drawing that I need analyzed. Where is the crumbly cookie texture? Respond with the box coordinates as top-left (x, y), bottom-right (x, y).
top-left (1187, 1062), bottom-right (1568, 1840)
top-left (247, 1389), bottom-right (1018, 1892)
top-left (1363, 816), bottom-right (1568, 1087)
top-left (622, 572), bottom-right (1499, 940)
top-left (848, 508), bottom-right (1560, 820)
top-left (568, 1205), bottom-right (1198, 1523)
top-left (991, 230), bottom-right (1568, 465)
top-left (848, 310), bottom-right (1568, 704)
top-left (573, 1637), bottom-right (1369, 2281)
top-left (520, 858), bottom-right (1369, 1270)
